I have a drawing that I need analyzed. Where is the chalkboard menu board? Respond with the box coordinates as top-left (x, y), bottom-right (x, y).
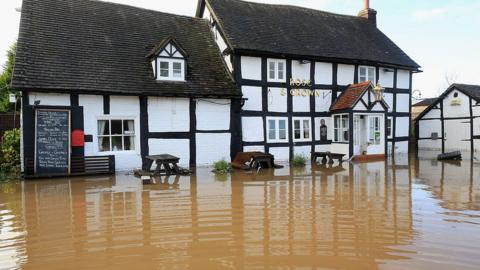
top-left (35, 109), bottom-right (71, 175)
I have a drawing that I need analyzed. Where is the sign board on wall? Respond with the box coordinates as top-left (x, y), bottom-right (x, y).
top-left (35, 109), bottom-right (71, 175)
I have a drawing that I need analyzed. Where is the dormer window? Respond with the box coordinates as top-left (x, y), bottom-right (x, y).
top-left (148, 37), bottom-right (187, 82)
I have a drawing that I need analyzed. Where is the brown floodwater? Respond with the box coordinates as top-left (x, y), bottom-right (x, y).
top-left (1, 155), bottom-right (480, 270)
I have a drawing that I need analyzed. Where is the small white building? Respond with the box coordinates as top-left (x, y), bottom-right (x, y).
top-left (415, 84), bottom-right (480, 159)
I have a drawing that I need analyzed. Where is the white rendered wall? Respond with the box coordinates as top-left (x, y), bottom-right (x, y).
top-left (383, 93), bottom-right (394, 112)
top-left (418, 120), bottom-right (441, 138)
top-left (315, 62), bottom-right (332, 85)
top-left (330, 143), bottom-right (349, 156)
top-left (315, 145), bottom-right (331, 152)
top-left (378, 68), bottom-right (394, 88)
top-left (196, 133), bottom-right (231, 165)
top-left (444, 119), bottom-right (471, 151)
top-left (422, 108), bottom-right (441, 119)
top-left (148, 139), bottom-right (190, 166)
top-left (241, 56), bottom-right (262, 81)
top-left (443, 90), bottom-right (470, 117)
top-left (418, 139), bottom-right (442, 150)
top-left (242, 86), bottom-right (262, 111)
top-left (291, 60), bottom-right (310, 81)
top-left (292, 95), bottom-right (310, 112)
top-left (196, 99), bottom-right (230, 131)
top-left (107, 96), bottom-right (142, 171)
top-left (337, 64), bottom-right (355, 86)
top-left (395, 117), bottom-right (410, 137)
top-left (268, 147), bottom-right (289, 161)
top-left (79, 95), bottom-right (103, 157)
top-left (396, 94), bottom-right (410, 113)
top-left (394, 141), bottom-right (409, 154)
top-left (397, 70), bottom-right (411, 89)
top-left (315, 90), bottom-right (332, 112)
top-left (268, 88), bottom-right (287, 112)
top-left (294, 146), bottom-right (311, 158)
top-left (242, 117), bottom-right (264, 142)
top-left (29, 92), bottom-right (70, 106)
top-left (148, 97), bottom-right (189, 132)
top-left (243, 145), bottom-right (265, 152)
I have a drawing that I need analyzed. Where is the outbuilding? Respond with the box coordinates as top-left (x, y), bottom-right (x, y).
top-left (415, 84), bottom-right (480, 159)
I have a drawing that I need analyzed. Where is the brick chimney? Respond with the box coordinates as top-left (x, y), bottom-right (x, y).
top-left (358, 0), bottom-right (377, 26)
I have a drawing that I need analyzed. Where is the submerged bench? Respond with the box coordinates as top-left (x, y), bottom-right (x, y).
top-left (232, 152), bottom-right (283, 170)
top-left (312, 152), bottom-right (346, 165)
top-left (143, 154), bottom-right (192, 176)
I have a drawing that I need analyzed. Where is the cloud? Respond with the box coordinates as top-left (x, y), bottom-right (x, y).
top-left (413, 7), bottom-right (448, 21)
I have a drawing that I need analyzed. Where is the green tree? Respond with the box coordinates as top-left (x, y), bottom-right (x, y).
top-left (0, 43), bottom-right (17, 113)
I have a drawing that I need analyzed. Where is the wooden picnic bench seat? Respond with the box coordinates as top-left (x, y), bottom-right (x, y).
top-left (142, 154), bottom-right (192, 176)
top-left (232, 151), bottom-right (282, 170)
top-left (312, 151), bottom-right (346, 165)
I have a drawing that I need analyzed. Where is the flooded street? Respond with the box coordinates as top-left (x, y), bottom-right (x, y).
top-left (1, 155), bottom-right (480, 270)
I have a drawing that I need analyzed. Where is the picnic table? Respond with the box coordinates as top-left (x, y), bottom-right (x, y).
top-left (231, 151), bottom-right (281, 170)
top-left (311, 152), bottom-right (346, 165)
top-left (144, 154), bottom-right (181, 175)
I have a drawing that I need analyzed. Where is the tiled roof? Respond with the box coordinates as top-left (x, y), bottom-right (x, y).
top-left (330, 81), bottom-right (371, 112)
top-left (413, 98), bottom-right (437, 107)
top-left (12, 0), bottom-right (240, 98)
top-left (453, 84), bottom-right (480, 101)
top-left (201, 0), bottom-right (420, 69)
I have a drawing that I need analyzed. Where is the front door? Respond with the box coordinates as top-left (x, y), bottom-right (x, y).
top-left (444, 119), bottom-right (471, 152)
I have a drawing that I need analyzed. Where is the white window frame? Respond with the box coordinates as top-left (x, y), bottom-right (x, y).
top-left (387, 117), bottom-right (393, 139)
top-left (292, 117), bottom-right (312, 142)
top-left (359, 66), bottom-right (376, 83)
top-left (97, 117), bottom-right (136, 153)
top-left (267, 59), bottom-right (286, 82)
top-left (156, 58), bottom-right (185, 81)
top-left (266, 117), bottom-right (289, 143)
top-left (333, 114), bottom-right (349, 143)
top-left (368, 116), bottom-right (382, 145)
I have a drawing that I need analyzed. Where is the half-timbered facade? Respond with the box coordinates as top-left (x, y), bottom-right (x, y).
top-left (197, 0), bottom-right (420, 160)
top-left (415, 84), bottom-right (480, 160)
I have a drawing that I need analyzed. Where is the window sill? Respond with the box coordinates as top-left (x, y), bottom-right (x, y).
top-left (98, 150), bottom-right (137, 155)
top-left (266, 140), bottom-right (289, 144)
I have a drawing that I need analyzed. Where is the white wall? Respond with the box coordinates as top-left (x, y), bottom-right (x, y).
top-left (443, 90), bottom-right (470, 117)
top-left (394, 141), bottom-right (409, 154)
top-left (148, 139), bottom-right (190, 166)
top-left (315, 90), bottom-right (332, 112)
top-left (315, 62), bottom-right (332, 85)
top-left (291, 60), bottom-right (310, 81)
top-left (397, 70), bottom-right (410, 89)
top-left (378, 68), bottom-right (394, 88)
top-left (418, 139), bottom-right (442, 150)
top-left (395, 117), bottom-right (410, 137)
top-left (79, 95), bottom-right (103, 157)
top-left (294, 146), bottom-right (310, 158)
top-left (383, 93), bottom-right (393, 112)
top-left (243, 145), bottom-right (265, 152)
top-left (268, 147), bottom-right (289, 161)
top-left (292, 95), bottom-right (310, 112)
top-left (196, 133), bottom-right (231, 165)
top-left (196, 99), bottom-right (230, 131)
top-left (418, 119), bottom-right (441, 138)
top-left (242, 86), bottom-right (262, 111)
top-left (268, 88), bottom-right (287, 112)
top-left (242, 117), bottom-right (264, 142)
top-left (330, 143), bottom-right (349, 156)
top-left (241, 56), bottom-right (262, 81)
top-left (29, 92), bottom-right (70, 106)
top-left (396, 94), bottom-right (410, 113)
top-left (422, 108), bottom-right (440, 119)
top-left (337, 64), bottom-right (355, 86)
top-left (148, 97), bottom-right (189, 132)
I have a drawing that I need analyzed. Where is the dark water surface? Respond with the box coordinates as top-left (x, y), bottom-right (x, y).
top-left (1, 156), bottom-right (479, 269)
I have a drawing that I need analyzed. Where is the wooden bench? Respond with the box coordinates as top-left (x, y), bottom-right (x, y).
top-left (144, 154), bottom-right (182, 176)
top-left (312, 152), bottom-right (346, 165)
top-left (232, 152), bottom-right (281, 170)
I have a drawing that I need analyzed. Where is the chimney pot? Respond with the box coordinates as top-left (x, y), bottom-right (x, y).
top-left (359, 0), bottom-right (377, 27)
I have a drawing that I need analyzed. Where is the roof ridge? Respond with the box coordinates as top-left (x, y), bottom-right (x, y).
top-left (210, 0), bottom-right (364, 20)
top-left (87, 0), bottom-right (203, 21)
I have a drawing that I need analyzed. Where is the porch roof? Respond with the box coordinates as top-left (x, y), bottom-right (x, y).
top-left (330, 81), bottom-right (372, 112)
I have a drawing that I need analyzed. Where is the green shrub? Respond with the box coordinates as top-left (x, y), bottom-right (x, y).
top-left (213, 159), bottom-right (231, 174)
top-left (1, 128), bottom-right (21, 177)
top-left (291, 154), bottom-right (306, 167)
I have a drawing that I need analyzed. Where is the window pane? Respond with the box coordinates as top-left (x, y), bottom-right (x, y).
top-left (111, 136), bottom-right (123, 151)
top-left (294, 120), bottom-right (300, 130)
top-left (123, 120), bottom-right (134, 135)
top-left (268, 120), bottom-right (276, 140)
top-left (334, 116), bottom-right (340, 128)
top-left (294, 119), bottom-right (301, 139)
top-left (98, 120), bottom-right (109, 135)
top-left (173, 62), bottom-right (182, 78)
top-left (111, 120), bottom-right (122, 135)
top-left (269, 62), bottom-right (275, 79)
top-left (343, 130), bottom-right (349, 142)
top-left (160, 62), bottom-right (169, 69)
top-left (124, 136), bottom-right (134, 151)
top-left (278, 120), bottom-right (286, 130)
top-left (360, 68), bottom-right (366, 76)
top-left (278, 62), bottom-right (284, 79)
top-left (303, 120), bottom-right (310, 139)
top-left (98, 136), bottom-right (110, 152)
top-left (279, 129), bottom-right (286, 140)
top-left (160, 61), bottom-right (169, 77)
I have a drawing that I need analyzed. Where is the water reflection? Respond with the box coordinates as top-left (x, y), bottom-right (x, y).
top-left (0, 156), bottom-right (479, 269)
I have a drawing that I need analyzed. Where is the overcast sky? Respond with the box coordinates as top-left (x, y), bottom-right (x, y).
top-left (1, 0), bottom-right (479, 98)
